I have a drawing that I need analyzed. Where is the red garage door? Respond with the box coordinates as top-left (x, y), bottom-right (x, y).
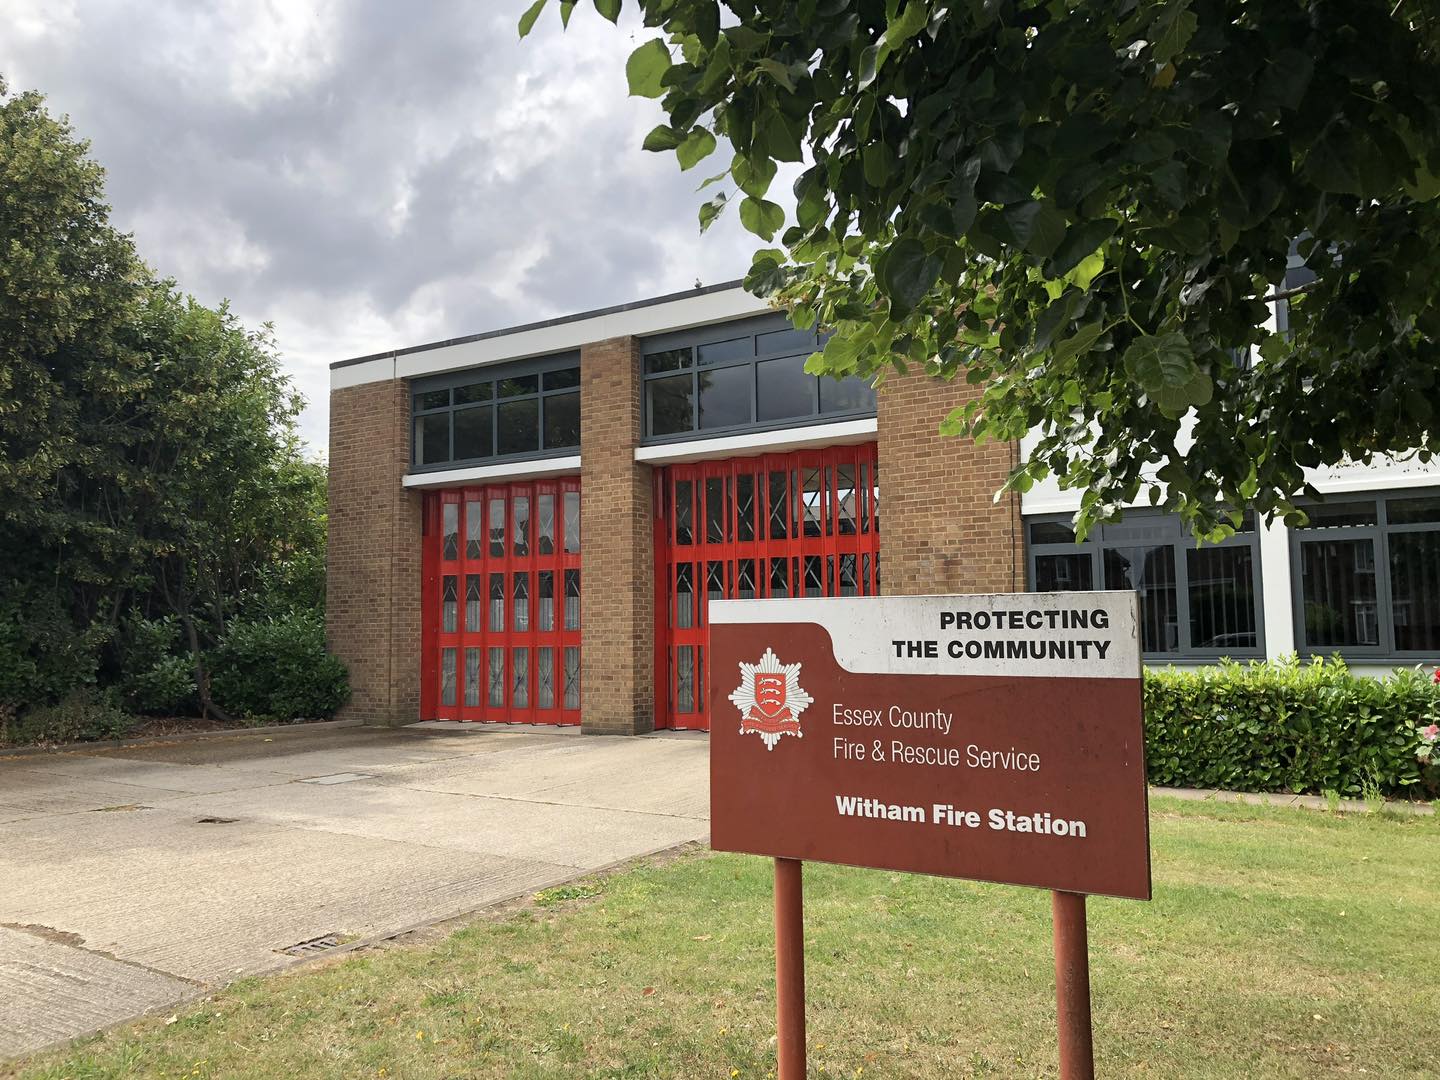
top-left (653, 444), bottom-right (880, 730)
top-left (421, 480), bottom-right (581, 724)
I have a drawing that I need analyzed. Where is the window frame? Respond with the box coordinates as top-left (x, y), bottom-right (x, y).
top-left (639, 313), bottom-right (876, 444)
top-left (410, 352), bottom-right (581, 471)
top-left (1288, 488), bottom-right (1440, 661)
top-left (1026, 509), bottom-right (1267, 662)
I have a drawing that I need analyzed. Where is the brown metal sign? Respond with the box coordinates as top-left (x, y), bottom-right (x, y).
top-left (709, 593), bottom-right (1151, 901)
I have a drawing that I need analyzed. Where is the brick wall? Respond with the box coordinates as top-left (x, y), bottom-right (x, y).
top-left (326, 377), bottom-right (422, 725)
top-left (578, 336), bottom-right (655, 735)
top-left (876, 371), bottom-right (1024, 596)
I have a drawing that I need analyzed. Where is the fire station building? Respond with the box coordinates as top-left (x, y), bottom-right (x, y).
top-left (326, 281), bottom-right (1440, 733)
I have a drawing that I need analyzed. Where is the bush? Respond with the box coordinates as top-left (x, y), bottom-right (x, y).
top-left (129, 654), bottom-right (198, 715)
top-left (115, 616), bottom-right (197, 714)
top-left (4, 689), bottom-right (137, 747)
top-left (209, 612), bottom-right (349, 723)
top-left (0, 588), bottom-right (104, 711)
top-left (1145, 657), bottom-right (1440, 797)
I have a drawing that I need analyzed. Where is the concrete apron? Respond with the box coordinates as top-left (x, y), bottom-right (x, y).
top-left (0, 722), bottom-right (710, 1060)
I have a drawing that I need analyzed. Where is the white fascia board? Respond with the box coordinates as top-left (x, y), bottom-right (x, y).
top-left (402, 455), bottom-right (581, 489)
top-left (333, 287), bottom-right (770, 390)
top-left (332, 354), bottom-right (396, 391)
top-left (634, 418), bottom-right (878, 465)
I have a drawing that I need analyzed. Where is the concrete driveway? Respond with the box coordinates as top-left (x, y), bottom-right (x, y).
top-left (0, 722), bottom-right (709, 1059)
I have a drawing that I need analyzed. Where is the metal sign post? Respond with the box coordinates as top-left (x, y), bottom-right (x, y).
top-left (1052, 890), bottom-right (1095, 1080)
top-left (774, 857), bottom-right (806, 1080)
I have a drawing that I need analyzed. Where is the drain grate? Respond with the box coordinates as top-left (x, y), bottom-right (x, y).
top-left (196, 816), bottom-right (238, 824)
top-left (280, 934), bottom-right (345, 956)
top-left (297, 772), bottom-right (376, 786)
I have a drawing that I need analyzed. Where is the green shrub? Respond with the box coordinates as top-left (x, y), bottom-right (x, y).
top-left (0, 589), bottom-right (104, 711)
top-left (4, 689), bottom-right (137, 747)
top-left (116, 616), bottom-right (196, 714)
top-left (1144, 657), bottom-right (1439, 797)
top-left (209, 612), bottom-right (349, 723)
top-left (129, 654), bottom-right (197, 714)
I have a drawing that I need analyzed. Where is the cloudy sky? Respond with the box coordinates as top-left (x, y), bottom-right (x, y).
top-left (0, 0), bottom-right (768, 454)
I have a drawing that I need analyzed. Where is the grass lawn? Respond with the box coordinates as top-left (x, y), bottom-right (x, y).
top-left (8, 797), bottom-right (1437, 1080)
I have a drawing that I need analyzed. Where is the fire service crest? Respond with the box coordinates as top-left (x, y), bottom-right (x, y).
top-left (728, 647), bottom-right (814, 750)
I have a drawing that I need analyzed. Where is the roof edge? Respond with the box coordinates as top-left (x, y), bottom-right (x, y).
top-left (330, 279), bottom-right (749, 370)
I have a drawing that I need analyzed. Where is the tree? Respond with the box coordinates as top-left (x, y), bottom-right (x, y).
top-left (0, 81), bottom-right (330, 719)
top-left (523, 0), bottom-right (1440, 537)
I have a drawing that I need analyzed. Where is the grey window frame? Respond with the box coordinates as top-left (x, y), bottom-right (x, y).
top-left (1026, 509), bottom-right (1267, 662)
top-left (410, 352), bottom-right (580, 471)
top-left (639, 312), bottom-right (876, 444)
top-left (1288, 488), bottom-right (1440, 661)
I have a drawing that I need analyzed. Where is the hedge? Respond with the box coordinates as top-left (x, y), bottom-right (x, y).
top-left (209, 612), bottom-right (350, 723)
top-left (1144, 657), bottom-right (1440, 798)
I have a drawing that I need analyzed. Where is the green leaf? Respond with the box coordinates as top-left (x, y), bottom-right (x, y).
top-left (883, 1), bottom-right (928, 48)
top-left (723, 25), bottom-right (769, 52)
top-left (1256, 49), bottom-right (1313, 112)
top-left (739, 196), bottom-right (785, 240)
top-left (517, 0), bottom-right (548, 37)
top-left (676, 127), bottom-right (717, 170)
top-left (761, 111), bottom-right (805, 163)
top-left (1044, 218), bottom-right (1117, 278)
top-left (1403, 162), bottom-right (1440, 202)
top-left (1065, 250), bottom-right (1107, 291)
top-left (593, 0), bottom-right (621, 22)
top-left (1304, 127), bottom-right (1366, 196)
top-left (1123, 332), bottom-right (1213, 416)
top-left (863, 142), bottom-right (898, 187)
top-left (696, 168), bottom-right (730, 192)
top-left (795, 168), bottom-right (829, 229)
top-left (1005, 200), bottom-right (1067, 260)
top-left (626, 39), bottom-right (671, 99)
top-left (1033, 293), bottom-right (1079, 352)
top-left (1150, 0), bottom-right (1197, 66)
top-left (699, 192), bottom-right (727, 232)
top-left (756, 58), bottom-right (797, 92)
top-left (732, 154), bottom-right (778, 198)
top-left (559, 1), bottom-right (575, 28)
top-left (857, 44), bottom-right (881, 91)
top-left (1150, 161), bottom-right (1187, 209)
top-left (642, 124), bottom-right (683, 152)
top-left (1051, 322), bottom-right (1105, 365)
top-left (878, 236), bottom-right (942, 319)
top-left (745, 249), bottom-right (788, 294)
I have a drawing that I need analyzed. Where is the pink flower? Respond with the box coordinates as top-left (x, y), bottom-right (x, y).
top-left (1423, 724), bottom-right (1440, 741)
top-left (1434, 668), bottom-right (1440, 683)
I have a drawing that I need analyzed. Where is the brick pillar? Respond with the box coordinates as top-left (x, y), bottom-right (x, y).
top-left (326, 377), bottom-right (422, 725)
top-left (579, 336), bottom-right (655, 735)
top-left (876, 371), bottom-right (1024, 596)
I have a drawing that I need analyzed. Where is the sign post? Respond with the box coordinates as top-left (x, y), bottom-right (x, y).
top-left (709, 592), bottom-right (1149, 1078)
top-left (774, 857), bottom-right (805, 1080)
top-left (1052, 891), bottom-right (1095, 1079)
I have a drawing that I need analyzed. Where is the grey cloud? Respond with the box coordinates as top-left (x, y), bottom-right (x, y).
top-left (1, 0), bottom-right (764, 450)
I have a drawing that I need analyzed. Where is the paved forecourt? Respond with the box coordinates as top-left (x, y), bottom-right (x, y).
top-left (0, 723), bottom-right (709, 1059)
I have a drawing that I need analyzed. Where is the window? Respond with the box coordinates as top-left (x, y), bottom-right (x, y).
top-left (1291, 490), bottom-right (1440, 658)
top-left (411, 354), bottom-right (580, 468)
top-left (640, 315), bottom-right (876, 441)
top-left (1027, 510), bottom-right (1263, 659)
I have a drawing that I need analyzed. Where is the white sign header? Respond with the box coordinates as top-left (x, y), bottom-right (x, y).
top-left (709, 592), bottom-right (1141, 680)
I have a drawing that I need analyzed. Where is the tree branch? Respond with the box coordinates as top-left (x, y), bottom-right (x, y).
top-left (1262, 281), bottom-right (1318, 304)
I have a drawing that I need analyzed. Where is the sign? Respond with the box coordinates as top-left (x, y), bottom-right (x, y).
top-left (709, 592), bottom-right (1151, 901)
